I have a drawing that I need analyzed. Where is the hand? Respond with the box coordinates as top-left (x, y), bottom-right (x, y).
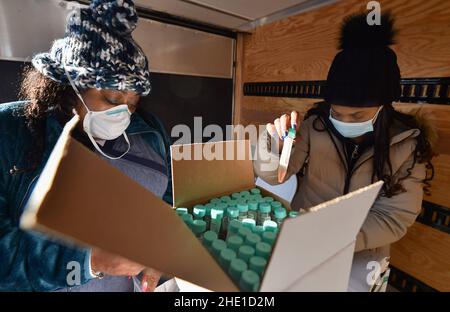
top-left (90, 248), bottom-right (145, 277)
top-left (266, 111), bottom-right (299, 141)
top-left (141, 268), bottom-right (162, 292)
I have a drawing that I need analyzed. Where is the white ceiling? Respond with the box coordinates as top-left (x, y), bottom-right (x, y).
top-left (133, 0), bottom-right (336, 31)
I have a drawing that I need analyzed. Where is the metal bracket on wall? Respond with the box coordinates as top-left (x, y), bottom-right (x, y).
top-left (243, 77), bottom-right (450, 104)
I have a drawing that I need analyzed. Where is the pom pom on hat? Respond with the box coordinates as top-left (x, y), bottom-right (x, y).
top-left (91, 0), bottom-right (139, 36)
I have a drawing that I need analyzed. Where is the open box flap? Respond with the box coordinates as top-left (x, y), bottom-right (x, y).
top-left (20, 115), bottom-right (238, 292)
top-left (260, 181), bottom-right (383, 291)
top-left (171, 140), bottom-right (254, 208)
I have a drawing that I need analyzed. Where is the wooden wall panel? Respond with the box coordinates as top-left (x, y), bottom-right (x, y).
top-left (390, 222), bottom-right (450, 291)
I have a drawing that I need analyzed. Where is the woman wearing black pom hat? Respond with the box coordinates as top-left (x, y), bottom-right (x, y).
top-left (255, 13), bottom-right (435, 254)
top-left (0, 1), bottom-right (166, 291)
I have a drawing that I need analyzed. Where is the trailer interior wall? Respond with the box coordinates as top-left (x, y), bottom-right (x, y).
top-left (233, 0), bottom-right (450, 291)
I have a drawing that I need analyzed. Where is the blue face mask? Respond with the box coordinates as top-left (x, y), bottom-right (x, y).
top-left (329, 106), bottom-right (383, 138)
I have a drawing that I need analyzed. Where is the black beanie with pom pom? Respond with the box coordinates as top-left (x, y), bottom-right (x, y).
top-left (325, 12), bottom-right (401, 107)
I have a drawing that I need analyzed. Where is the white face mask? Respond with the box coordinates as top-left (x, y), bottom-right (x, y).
top-left (64, 67), bottom-right (131, 160)
top-left (329, 106), bottom-right (383, 138)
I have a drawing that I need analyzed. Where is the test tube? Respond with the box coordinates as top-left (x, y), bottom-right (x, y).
top-left (263, 196), bottom-right (274, 203)
top-left (255, 242), bottom-right (272, 259)
top-left (249, 256), bottom-right (267, 277)
top-left (204, 203), bottom-right (215, 228)
top-left (219, 248), bottom-right (237, 271)
top-left (228, 258), bottom-right (247, 282)
top-left (237, 226), bottom-right (252, 240)
top-left (239, 270), bottom-right (260, 292)
top-left (176, 208), bottom-right (188, 216)
top-left (202, 230), bottom-right (218, 250)
top-left (240, 190), bottom-right (251, 198)
top-left (245, 233), bottom-right (261, 248)
top-left (191, 220), bottom-right (207, 239)
top-left (223, 206), bottom-right (239, 237)
top-left (231, 192), bottom-right (241, 200)
top-left (227, 219), bottom-right (242, 240)
top-left (211, 239), bottom-right (227, 257)
top-left (261, 232), bottom-right (277, 246)
top-left (181, 213), bottom-right (193, 229)
top-left (273, 207), bottom-right (287, 227)
top-left (247, 201), bottom-right (258, 220)
top-left (250, 188), bottom-right (261, 195)
top-left (289, 210), bottom-right (299, 218)
top-left (238, 245), bottom-right (255, 263)
top-left (193, 205), bottom-right (206, 220)
top-left (263, 220), bottom-right (278, 233)
top-left (220, 195), bottom-right (232, 203)
top-left (237, 203), bottom-right (249, 221)
top-left (210, 208), bottom-right (224, 234)
top-left (227, 235), bottom-right (244, 253)
top-left (210, 198), bottom-right (222, 204)
top-left (253, 225), bottom-right (264, 236)
top-left (258, 203), bottom-right (271, 225)
top-left (242, 218), bottom-right (256, 231)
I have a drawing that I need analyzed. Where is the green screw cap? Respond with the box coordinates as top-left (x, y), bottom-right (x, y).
top-left (239, 270), bottom-right (260, 292)
top-left (211, 208), bottom-right (224, 220)
top-left (238, 245), bottom-right (255, 262)
top-left (250, 188), bottom-right (261, 195)
top-left (289, 210), bottom-right (299, 218)
top-left (231, 192), bottom-right (241, 199)
top-left (274, 208), bottom-right (287, 219)
top-left (228, 258), bottom-right (247, 281)
top-left (238, 227), bottom-right (252, 238)
top-left (228, 199), bottom-right (238, 206)
top-left (227, 206), bottom-right (239, 218)
top-left (191, 220), bottom-right (207, 235)
top-left (240, 190), bottom-right (250, 197)
top-left (219, 248), bottom-right (237, 269)
top-left (263, 220), bottom-right (278, 232)
top-left (270, 201), bottom-right (282, 209)
top-left (263, 197), bottom-right (274, 203)
top-left (204, 203), bottom-right (215, 216)
top-left (237, 203), bottom-right (249, 213)
top-left (211, 239), bottom-right (227, 256)
top-left (228, 219), bottom-right (242, 234)
top-left (202, 230), bottom-right (218, 247)
top-left (227, 235), bottom-right (244, 252)
top-left (261, 232), bottom-right (277, 245)
top-left (220, 195), bottom-right (232, 203)
top-left (258, 203), bottom-right (271, 213)
top-left (242, 218), bottom-right (256, 230)
top-left (210, 198), bottom-right (221, 204)
top-left (245, 233), bottom-right (261, 247)
top-left (255, 242), bottom-right (272, 258)
top-left (249, 256), bottom-right (267, 276)
top-left (248, 201), bottom-right (258, 211)
top-left (253, 225), bottom-right (264, 235)
top-left (193, 205), bottom-right (206, 218)
top-left (176, 208), bottom-right (188, 215)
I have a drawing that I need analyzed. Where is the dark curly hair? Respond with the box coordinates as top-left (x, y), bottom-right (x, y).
top-left (18, 65), bottom-right (77, 171)
top-left (304, 101), bottom-right (436, 197)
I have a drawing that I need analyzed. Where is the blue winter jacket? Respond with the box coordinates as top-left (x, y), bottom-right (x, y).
top-left (0, 101), bottom-right (172, 291)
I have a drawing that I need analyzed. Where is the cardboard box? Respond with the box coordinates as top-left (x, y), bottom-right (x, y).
top-left (20, 115), bottom-right (383, 292)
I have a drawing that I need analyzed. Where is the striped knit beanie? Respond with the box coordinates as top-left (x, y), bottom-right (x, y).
top-left (32, 0), bottom-right (151, 96)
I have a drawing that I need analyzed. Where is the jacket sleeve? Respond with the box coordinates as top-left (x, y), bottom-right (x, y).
top-left (354, 153), bottom-right (427, 252)
top-left (0, 188), bottom-right (93, 291)
top-left (253, 117), bottom-right (310, 185)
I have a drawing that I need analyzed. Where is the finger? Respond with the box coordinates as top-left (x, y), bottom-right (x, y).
top-left (274, 118), bottom-right (283, 140)
top-left (291, 111), bottom-right (299, 130)
top-left (266, 123), bottom-right (277, 138)
top-left (280, 114), bottom-right (290, 139)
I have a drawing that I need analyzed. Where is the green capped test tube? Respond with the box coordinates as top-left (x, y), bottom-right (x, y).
top-left (250, 188), bottom-right (261, 195)
top-left (239, 270), bottom-right (260, 292)
top-left (242, 218), bottom-right (256, 231)
top-left (210, 198), bottom-right (222, 204)
top-left (204, 203), bottom-right (215, 228)
top-left (231, 192), bottom-right (241, 200)
top-left (245, 233), bottom-right (261, 248)
top-left (255, 242), bottom-right (272, 259)
top-left (247, 201), bottom-right (258, 220)
top-left (223, 206), bottom-right (239, 237)
top-left (273, 207), bottom-right (287, 227)
top-left (220, 195), bottom-right (232, 203)
top-left (253, 225), bottom-right (264, 236)
top-left (238, 245), bottom-right (255, 263)
top-left (193, 205), bottom-right (206, 220)
top-left (181, 213), bottom-right (193, 229)
top-left (227, 219), bottom-right (242, 240)
top-left (202, 230), bottom-right (218, 250)
top-left (211, 239), bottom-right (227, 257)
top-left (263, 196), bottom-right (274, 203)
top-left (176, 208), bottom-right (188, 216)
top-left (289, 210), bottom-right (299, 218)
top-left (263, 220), bottom-right (278, 233)
top-left (210, 208), bottom-right (224, 234)
top-left (219, 248), bottom-right (236, 271)
top-left (237, 203), bottom-right (249, 221)
top-left (249, 256), bottom-right (267, 276)
top-left (226, 235), bottom-right (244, 253)
top-left (228, 258), bottom-right (247, 282)
top-left (261, 232), bottom-right (277, 246)
top-left (237, 226), bottom-right (252, 239)
top-left (258, 203), bottom-right (272, 225)
top-left (191, 220), bottom-right (207, 239)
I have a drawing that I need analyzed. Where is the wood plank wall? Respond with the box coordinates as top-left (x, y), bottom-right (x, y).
top-left (234, 0), bottom-right (450, 291)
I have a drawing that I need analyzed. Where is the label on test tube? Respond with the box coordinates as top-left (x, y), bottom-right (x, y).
top-left (278, 127), bottom-right (296, 183)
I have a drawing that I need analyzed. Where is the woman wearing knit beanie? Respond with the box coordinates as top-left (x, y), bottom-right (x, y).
top-left (0, 0), bottom-right (168, 291)
top-left (255, 13), bottom-right (435, 254)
